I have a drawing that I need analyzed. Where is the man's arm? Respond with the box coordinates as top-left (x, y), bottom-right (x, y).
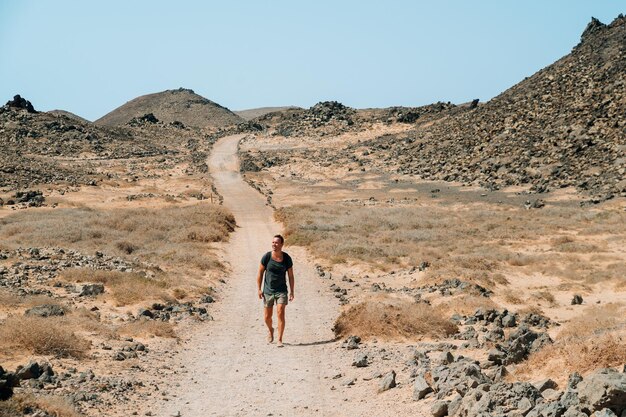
top-left (257, 264), bottom-right (265, 299)
top-left (287, 267), bottom-right (295, 301)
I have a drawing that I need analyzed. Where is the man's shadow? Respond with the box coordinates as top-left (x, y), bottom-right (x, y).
top-left (284, 337), bottom-right (339, 347)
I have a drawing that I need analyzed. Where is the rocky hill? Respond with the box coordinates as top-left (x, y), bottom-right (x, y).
top-left (95, 88), bottom-right (244, 129)
top-left (254, 100), bottom-right (466, 137)
top-left (0, 96), bottom-right (214, 189)
top-left (347, 15), bottom-right (626, 200)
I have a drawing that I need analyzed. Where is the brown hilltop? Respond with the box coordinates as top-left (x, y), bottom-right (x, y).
top-left (47, 109), bottom-right (91, 124)
top-left (95, 88), bottom-right (244, 129)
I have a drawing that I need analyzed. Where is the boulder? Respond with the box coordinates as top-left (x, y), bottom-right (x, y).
top-left (413, 374), bottom-right (433, 400)
top-left (15, 361), bottom-right (42, 380)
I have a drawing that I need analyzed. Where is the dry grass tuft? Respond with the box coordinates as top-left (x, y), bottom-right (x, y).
top-left (333, 297), bottom-right (457, 340)
top-left (0, 393), bottom-right (82, 417)
top-left (437, 295), bottom-right (498, 317)
top-left (515, 303), bottom-right (626, 383)
top-left (1, 316), bottom-right (90, 358)
top-left (118, 319), bottom-right (177, 338)
top-left (557, 303), bottom-right (625, 340)
top-left (515, 334), bottom-right (626, 383)
top-left (501, 289), bottom-right (524, 305)
top-left (531, 290), bottom-right (557, 306)
top-left (172, 288), bottom-right (187, 299)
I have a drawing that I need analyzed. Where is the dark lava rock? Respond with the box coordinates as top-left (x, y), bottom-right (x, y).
top-left (80, 283), bottom-right (105, 296)
top-left (6, 94), bottom-right (37, 113)
top-left (572, 294), bottom-right (584, 305)
top-left (456, 381), bottom-right (541, 416)
top-left (499, 325), bottom-right (553, 365)
top-left (15, 361), bottom-right (42, 381)
top-left (25, 304), bottom-right (65, 317)
top-left (14, 190), bottom-right (45, 207)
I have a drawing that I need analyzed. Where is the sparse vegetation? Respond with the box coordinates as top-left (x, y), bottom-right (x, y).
top-left (118, 319), bottom-right (177, 338)
top-left (0, 204), bottom-right (235, 272)
top-left (276, 203), bottom-right (626, 290)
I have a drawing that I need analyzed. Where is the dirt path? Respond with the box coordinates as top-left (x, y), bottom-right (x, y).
top-left (157, 135), bottom-right (338, 416)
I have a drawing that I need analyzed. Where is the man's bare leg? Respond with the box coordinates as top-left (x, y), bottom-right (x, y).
top-left (264, 306), bottom-right (274, 343)
top-left (276, 304), bottom-right (286, 347)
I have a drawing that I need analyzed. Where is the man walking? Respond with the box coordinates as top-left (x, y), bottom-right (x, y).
top-left (257, 234), bottom-right (294, 347)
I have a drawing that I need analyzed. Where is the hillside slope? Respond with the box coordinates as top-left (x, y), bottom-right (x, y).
top-left (354, 15), bottom-right (626, 200)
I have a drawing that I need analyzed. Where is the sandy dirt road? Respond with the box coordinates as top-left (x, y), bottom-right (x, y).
top-left (158, 134), bottom-right (424, 417)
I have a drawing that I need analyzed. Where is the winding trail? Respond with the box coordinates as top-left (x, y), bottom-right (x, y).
top-left (159, 135), bottom-right (343, 416)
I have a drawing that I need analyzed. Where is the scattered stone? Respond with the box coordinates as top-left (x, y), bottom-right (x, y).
top-left (378, 370), bottom-right (396, 392)
top-left (342, 378), bottom-right (356, 386)
top-left (352, 353), bottom-right (368, 368)
top-left (591, 409), bottom-right (618, 417)
top-left (438, 351), bottom-right (455, 365)
top-left (138, 308), bottom-right (155, 319)
top-left (201, 295), bottom-right (215, 303)
top-left (80, 283), bottom-right (105, 296)
top-left (362, 371), bottom-right (382, 381)
top-left (342, 336), bottom-right (361, 350)
top-left (572, 294), bottom-right (584, 305)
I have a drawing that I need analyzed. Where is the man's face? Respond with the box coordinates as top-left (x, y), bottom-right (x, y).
top-left (272, 238), bottom-right (283, 251)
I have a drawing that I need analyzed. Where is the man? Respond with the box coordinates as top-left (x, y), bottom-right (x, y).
top-left (257, 234), bottom-right (294, 347)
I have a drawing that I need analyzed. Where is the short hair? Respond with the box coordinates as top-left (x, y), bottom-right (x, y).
top-left (273, 234), bottom-right (284, 244)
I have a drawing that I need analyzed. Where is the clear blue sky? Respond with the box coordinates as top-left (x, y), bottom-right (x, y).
top-left (0, 1), bottom-right (623, 121)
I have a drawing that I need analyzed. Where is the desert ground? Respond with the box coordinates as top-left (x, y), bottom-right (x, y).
top-left (1, 15), bottom-right (625, 417)
top-left (1, 125), bottom-right (624, 417)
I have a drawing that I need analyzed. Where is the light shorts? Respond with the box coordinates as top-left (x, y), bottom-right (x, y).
top-left (263, 292), bottom-right (288, 308)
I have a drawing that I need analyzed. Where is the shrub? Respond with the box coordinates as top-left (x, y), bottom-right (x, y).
top-left (333, 297), bottom-right (457, 340)
top-left (1, 316), bottom-right (90, 358)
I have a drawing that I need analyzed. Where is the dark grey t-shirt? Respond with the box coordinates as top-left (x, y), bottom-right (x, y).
top-left (261, 251), bottom-right (293, 294)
